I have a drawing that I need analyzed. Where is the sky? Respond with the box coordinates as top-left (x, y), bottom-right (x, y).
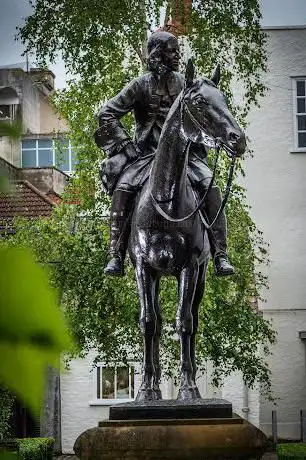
top-left (0, 0), bottom-right (305, 89)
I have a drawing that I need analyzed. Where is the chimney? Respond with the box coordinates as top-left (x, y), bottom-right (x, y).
top-left (164, 0), bottom-right (191, 36)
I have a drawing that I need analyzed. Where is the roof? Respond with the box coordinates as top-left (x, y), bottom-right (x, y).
top-left (262, 25), bottom-right (306, 30)
top-left (46, 190), bottom-right (62, 204)
top-left (0, 180), bottom-right (55, 220)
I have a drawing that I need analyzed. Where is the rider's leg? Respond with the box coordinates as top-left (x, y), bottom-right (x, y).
top-left (197, 180), bottom-right (235, 277)
top-left (104, 187), bottom-right (136, 276)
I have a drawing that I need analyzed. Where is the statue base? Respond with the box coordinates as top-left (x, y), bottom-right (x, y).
top-left (74, 399), bottom-right (268, 460)
top-left (109, 398), bottom-right (232, 420)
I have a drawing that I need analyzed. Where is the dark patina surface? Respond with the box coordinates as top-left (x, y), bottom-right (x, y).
top-left (109, 398), bottom-right (232, 420)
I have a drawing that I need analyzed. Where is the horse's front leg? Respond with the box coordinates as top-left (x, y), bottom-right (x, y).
top-left (176, 261), bottom-right (199, 401)
top-left (190, 263), bottom-right (207, 399)
top-left (152, 278), bottom-right (162, 399)
top-left (135, 259), bottom-right (159, 401)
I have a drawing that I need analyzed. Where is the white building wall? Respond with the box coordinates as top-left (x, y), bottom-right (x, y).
top-left (244, 26), bottom-right (306, 438)
top-left (60, 354), bottom-right (109, 454)
top-left (222, 374), bottom-right (260, 428)
top-left (260, 309), bottom-right (306, 439)
top-left (245, 26), bottom-right (306, 309)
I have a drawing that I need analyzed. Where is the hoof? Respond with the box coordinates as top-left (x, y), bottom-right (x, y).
top-left (177, 387), bottom-right (199, 401)
top-left (193, 386), bottom-right (202, 399)
top-left (136, 388), bottom-right (161, 401)
top-left (153, 387), bottom-right (162, 400)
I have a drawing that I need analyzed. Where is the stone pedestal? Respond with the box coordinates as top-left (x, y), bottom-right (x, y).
top-left (74, 399), bottom-right (268, 460)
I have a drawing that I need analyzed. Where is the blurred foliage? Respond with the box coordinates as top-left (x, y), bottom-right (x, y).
top-left (0, 247), bottom-right (72, 414)
top-left (12, 0), bottom-right (276, 399)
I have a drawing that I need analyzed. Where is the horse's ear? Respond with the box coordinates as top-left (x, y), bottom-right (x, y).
top-left (185, 59), bottom-right (195, 88)
top-left (211, 64), bottom-right (221, 86)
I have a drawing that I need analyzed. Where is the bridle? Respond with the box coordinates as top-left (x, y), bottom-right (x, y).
top-left (149, 92), bottom-right (237, 228)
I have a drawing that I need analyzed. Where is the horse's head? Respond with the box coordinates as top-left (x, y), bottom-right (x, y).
top-left (182, 60), bottom-right (246, 157)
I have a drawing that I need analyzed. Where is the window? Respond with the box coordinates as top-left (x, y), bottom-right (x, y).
top-left (96, 365), bottom-right (135, 402)
top-left (0, 105), bottom-right (17, 121)
top-left (21, 138), bottom-right (78, 173)
top-left (293, 79), bottom-right (306, 150)
top-left (0, 105), bottom-right (10, 119)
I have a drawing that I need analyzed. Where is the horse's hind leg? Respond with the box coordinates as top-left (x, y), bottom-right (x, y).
top-left (152, 278), bottom-right (162, 399)
top-left (135, 259), bottom-right (159, 401)
top-left (190, 263), bottom-right (207, 399)
top-left (176, 261), bottom-right (199, 401)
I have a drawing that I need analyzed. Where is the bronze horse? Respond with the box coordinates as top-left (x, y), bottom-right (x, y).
top-left (129, 61), bottom-right (246, 401)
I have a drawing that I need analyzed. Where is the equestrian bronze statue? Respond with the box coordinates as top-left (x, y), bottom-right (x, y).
top-left (95, 31), bottom-right (246, 401)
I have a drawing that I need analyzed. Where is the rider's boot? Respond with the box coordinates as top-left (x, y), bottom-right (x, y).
top-left (204, 186), bottom-right (235, 277)
top-left (104, 189), bottom-right (135, 277)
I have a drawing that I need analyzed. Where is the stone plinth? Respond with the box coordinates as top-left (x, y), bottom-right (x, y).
top-left (74, 415), bottom-right (268, 459)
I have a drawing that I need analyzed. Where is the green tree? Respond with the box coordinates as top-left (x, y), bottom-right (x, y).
top-left (14, 0), bottom-right (276, 398)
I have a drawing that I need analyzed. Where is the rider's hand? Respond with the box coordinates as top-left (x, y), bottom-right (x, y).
top-left (122, 142), bottom-right (140, 161)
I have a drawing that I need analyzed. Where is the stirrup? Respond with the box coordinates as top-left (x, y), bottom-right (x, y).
top-left (104, 255), bottom-right (125, 277)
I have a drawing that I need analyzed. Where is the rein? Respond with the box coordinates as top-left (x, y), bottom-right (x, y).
top-left (149, 98), bottom-right (237, 228)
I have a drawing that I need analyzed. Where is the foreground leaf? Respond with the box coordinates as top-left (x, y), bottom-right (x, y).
top-left (0, 247), bottom-right (72, 413)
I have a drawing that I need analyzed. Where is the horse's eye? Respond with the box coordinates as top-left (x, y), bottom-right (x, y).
top-left (193, 95), bottom-right (208, 105)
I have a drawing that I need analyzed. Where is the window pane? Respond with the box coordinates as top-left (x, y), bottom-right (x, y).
top-left (22, 139), bottom-right (36, 149)
top-left (22, 149), bottom-right (36, 167)
top-left (297, 80), bottom-right (305, 97)
top-left (38, 139), bottom-right (52, 149)
top-left (116, 368), bottom-right (129, 399)
top-left (71, 149), bottom-right (78, 170)
top-left (298, 115), bottom-right (306, 131)
top-left (297, 98), bottom-right (306, 113)
top-left (0, 105), bottom-right (10, 118)
top-left (298, 132), bottom-right (306, 148)
top-left (55, 149), bottom-right (69, 171)
top-left (38, 149), bottom-right (53, 167)
top-left (102, 368), bottom-right (115, 399)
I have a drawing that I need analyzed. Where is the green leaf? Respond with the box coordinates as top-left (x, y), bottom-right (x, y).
top-left (0, 247), bottom-right (72, 413)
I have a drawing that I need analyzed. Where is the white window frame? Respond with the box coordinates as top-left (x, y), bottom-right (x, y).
top-left (292, 77), bottom-right (306, 153)
top-left (89, 364), bottom-right (135, 406)
top-left (21, 138), bottom-right (76, 173)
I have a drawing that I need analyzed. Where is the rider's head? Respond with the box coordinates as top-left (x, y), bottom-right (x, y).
top-left (147, 31), bottom-right (180, 74)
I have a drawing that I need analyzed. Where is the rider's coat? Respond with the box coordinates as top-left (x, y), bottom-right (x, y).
top-left (96, 71), bottom-right (212, 193)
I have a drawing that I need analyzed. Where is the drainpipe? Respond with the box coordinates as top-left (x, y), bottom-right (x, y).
top-left (242, 383), bottom-right (250, 421)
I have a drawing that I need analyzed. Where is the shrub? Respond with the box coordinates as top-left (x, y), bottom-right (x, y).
top-left (277, 443), bottom-right (306, 459)
top-left (17, 438), bottom-right (54, 460)
top-left (0, 387), bottom-right (15, 439)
